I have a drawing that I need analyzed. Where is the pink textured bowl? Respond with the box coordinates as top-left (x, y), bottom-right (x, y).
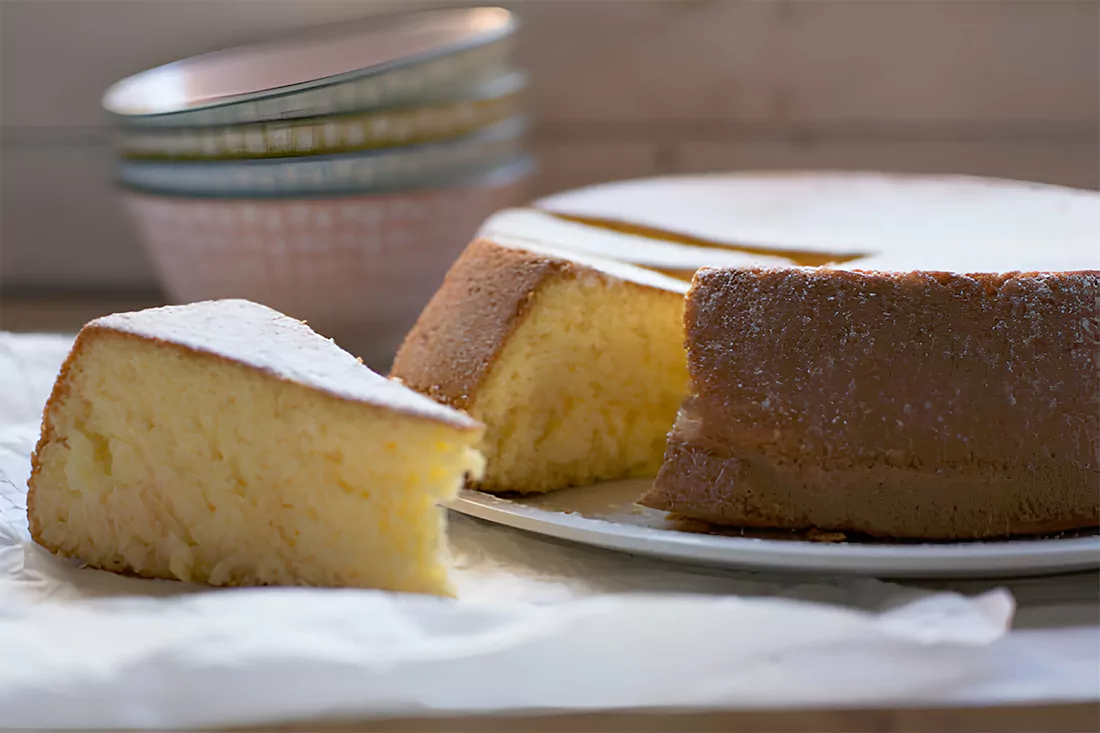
top-left (121, 160), bottom-right (531, 367)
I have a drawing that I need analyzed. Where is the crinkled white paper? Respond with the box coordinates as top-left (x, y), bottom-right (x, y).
top-left (0, 332), bottom-right (1096, 729)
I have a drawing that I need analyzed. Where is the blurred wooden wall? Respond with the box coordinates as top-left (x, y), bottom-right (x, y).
top-left (2, 0), bottom-right (1097, 291)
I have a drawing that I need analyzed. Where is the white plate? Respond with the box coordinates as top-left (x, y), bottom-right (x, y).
top-left (446, 479), bottom-right (1100, 579)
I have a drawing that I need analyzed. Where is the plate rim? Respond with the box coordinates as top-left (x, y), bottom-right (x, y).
top-left (446, 487), bottom-right (1100, 577)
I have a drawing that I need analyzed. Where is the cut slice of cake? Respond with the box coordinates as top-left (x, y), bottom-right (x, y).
top-left (27, 299), bottom-right (484, 594)
top-left (390, 237), bottom-right (689, 494)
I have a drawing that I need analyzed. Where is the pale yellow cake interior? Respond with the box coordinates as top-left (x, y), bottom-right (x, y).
top-left (30, 331), bottom-right (484, 595)
top-left (470, 272), bottom-right (688, 493)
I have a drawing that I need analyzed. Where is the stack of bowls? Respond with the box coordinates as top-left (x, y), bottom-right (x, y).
top-left (105, 6), bottom-right (530, 366)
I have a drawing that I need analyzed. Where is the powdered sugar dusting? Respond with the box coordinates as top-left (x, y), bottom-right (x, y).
top-left (645, 266), bottom-right (1099, 539)
top-left (480, 208), bottom-right (797, 271)
top-left (485, 236), bottom-right (690, 294)
top-left (92, 300), bottom-right (480, 430)
top-left (538, 172), bottom-right (1100, 272)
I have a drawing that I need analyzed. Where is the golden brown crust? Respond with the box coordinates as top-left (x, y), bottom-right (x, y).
top-left (390, 238), bottom-right (581, 411)
top-left (26, 327), bottom-right (90, 547)
top-left (641, 266), bottom-right (1100, 540)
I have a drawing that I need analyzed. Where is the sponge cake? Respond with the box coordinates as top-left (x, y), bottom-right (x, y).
top-left (28, 299), bottom-right (484, 593)
top-left (537, 172), bottom-right (1099, 539)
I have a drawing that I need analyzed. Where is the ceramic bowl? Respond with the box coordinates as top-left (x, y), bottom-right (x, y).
top-left (103, 7), bottom-right (516, 129)
top-left (120, 158), bottom-right (533, 368)
top-left (116, 71), bottom-right (526, 161)
top-left (116, 117), bottom-right (527, 198)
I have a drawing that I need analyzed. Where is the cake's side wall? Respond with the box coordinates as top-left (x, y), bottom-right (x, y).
top-left (391, 239), bottom-right (564, 410)
top-left (26, 326), bottom-right (102, 544)
top-left (645, 268), bottom-right (1100, 540)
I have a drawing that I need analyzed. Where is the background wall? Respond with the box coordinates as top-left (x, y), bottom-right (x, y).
top-left (2, 0), bottom-right (1097, 292)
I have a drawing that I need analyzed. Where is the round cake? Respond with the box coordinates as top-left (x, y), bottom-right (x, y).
top-left (401, 172), bottom-right (1100, 539)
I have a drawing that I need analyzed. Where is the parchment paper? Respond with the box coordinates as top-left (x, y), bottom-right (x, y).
top-left (0, 332), bottom-right (1096, 730)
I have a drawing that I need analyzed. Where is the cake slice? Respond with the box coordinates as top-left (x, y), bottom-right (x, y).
top-left (27, 299), bottom-right (484, 594)
top-left (391, 237), bottom-right (689, 494)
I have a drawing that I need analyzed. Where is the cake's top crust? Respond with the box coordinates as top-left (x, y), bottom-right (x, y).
top-left (535, 172), bottom-right (1100, 273)
top-left (479, 208), bottom-right (797, 272)
top-left (487, 234), bottom-right (690, 294)
top-left (90, 299), bottom-right (480, 430)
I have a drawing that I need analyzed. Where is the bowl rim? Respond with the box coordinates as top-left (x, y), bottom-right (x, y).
top-left (117, 115), bottom-right (527, 170)
top-left (116, 154), bottom-right (536, 202)
top-left (102, 6), bottom-right (516, 123)
top-left (123, 69), bottom-right (529, 135)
